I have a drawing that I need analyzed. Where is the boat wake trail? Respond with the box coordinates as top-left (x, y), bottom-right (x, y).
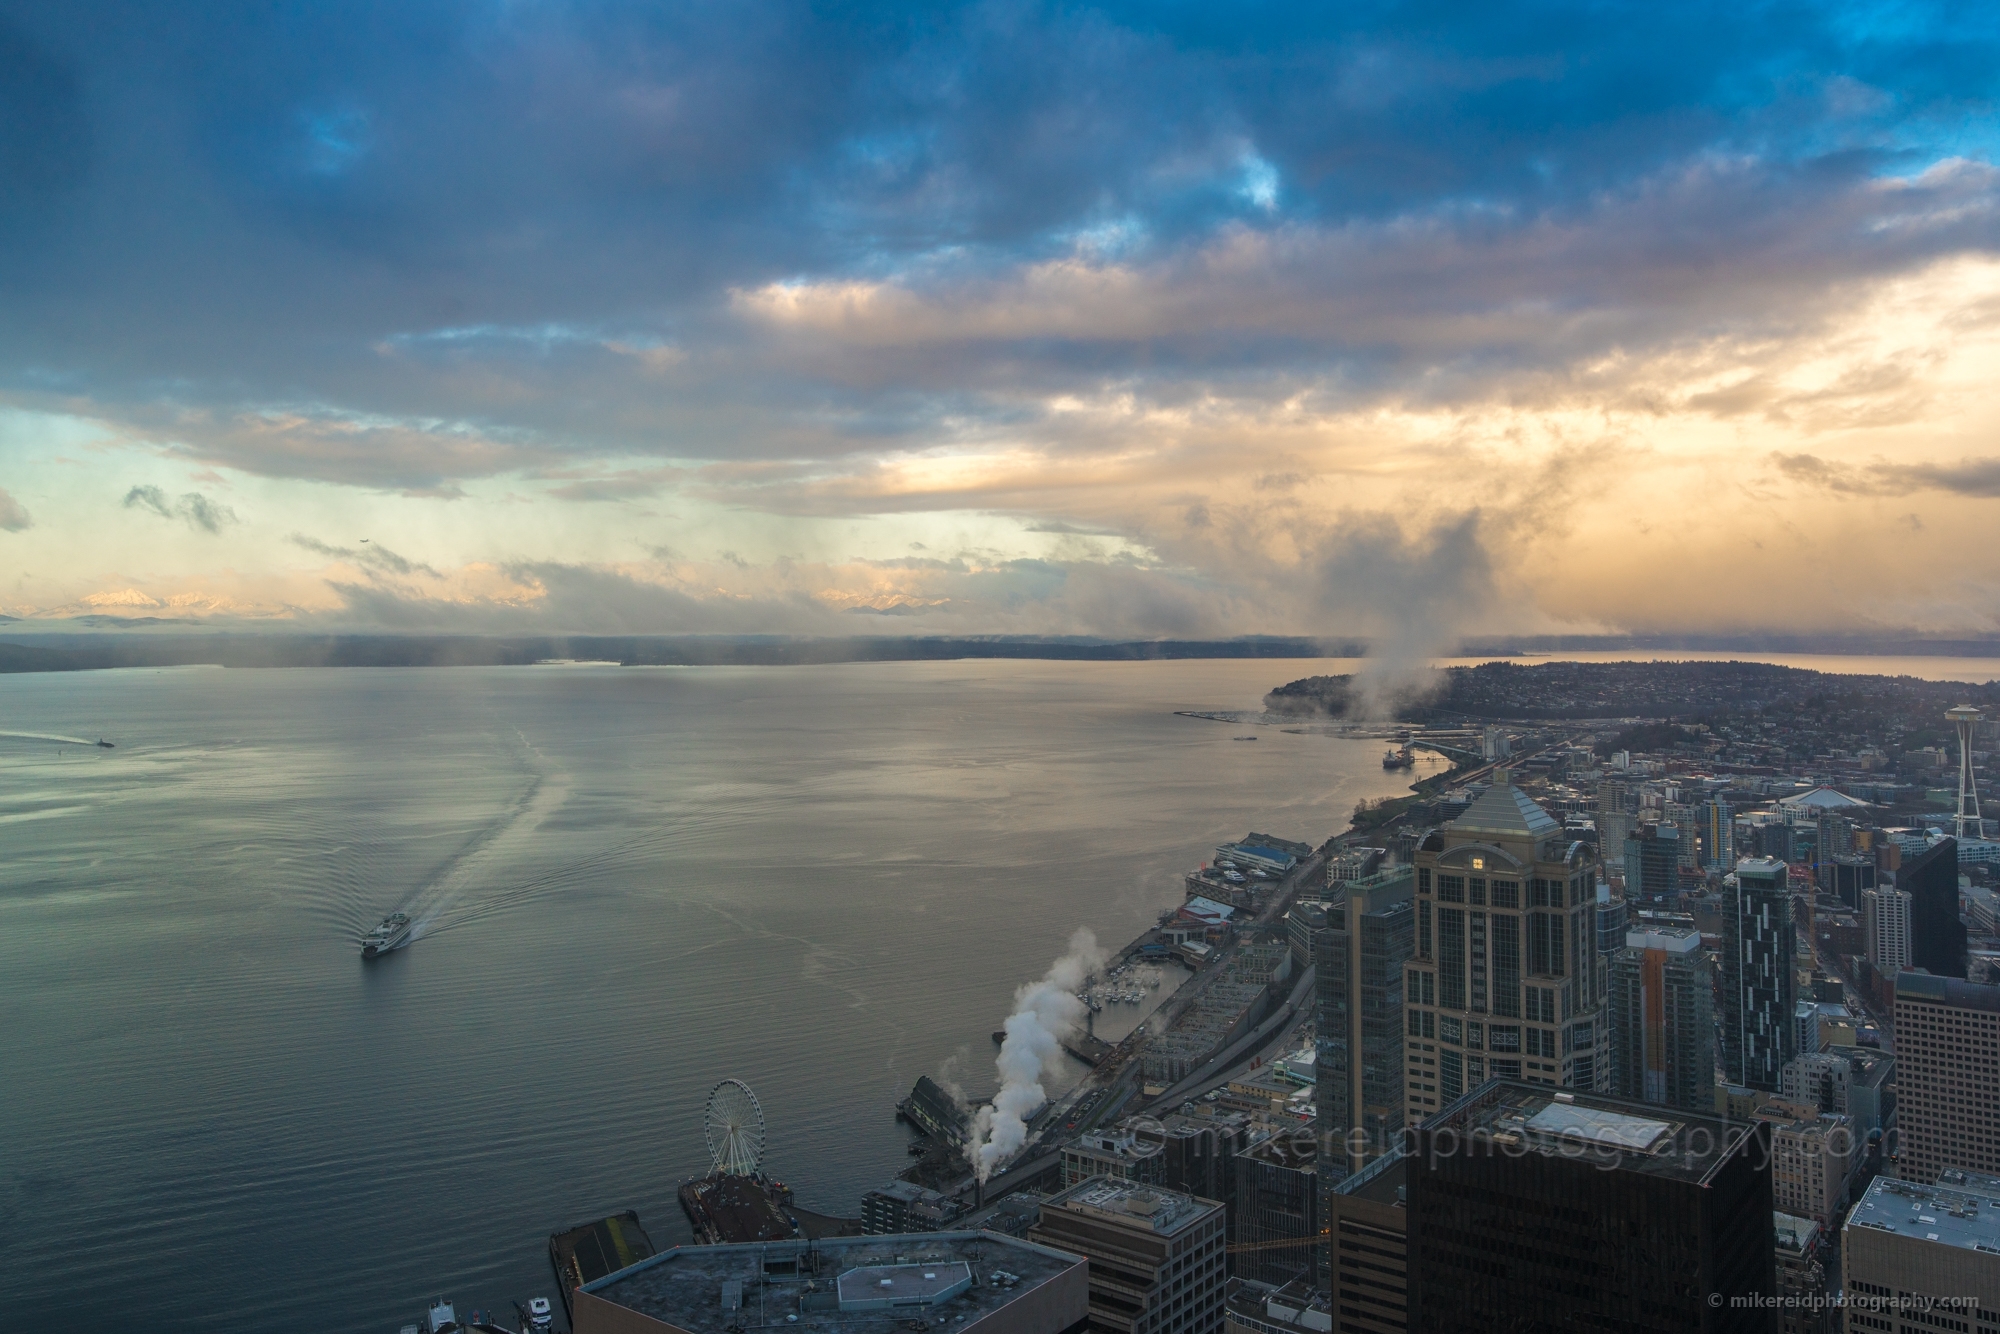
top-left (0, 730), bottom-right (99, 747)
top-left (383, 757), bottom-right (574, 948)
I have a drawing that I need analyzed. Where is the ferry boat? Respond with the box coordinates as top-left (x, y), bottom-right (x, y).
top-left (361, 912), bottom-right (413, 958)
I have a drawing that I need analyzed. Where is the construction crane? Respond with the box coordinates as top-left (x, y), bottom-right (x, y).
top-left (1224, 1230), bottom-right (1330, 1255)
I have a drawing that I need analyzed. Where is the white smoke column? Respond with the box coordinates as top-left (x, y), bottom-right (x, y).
top-left (970, 928), bottom-right (1106, 1182)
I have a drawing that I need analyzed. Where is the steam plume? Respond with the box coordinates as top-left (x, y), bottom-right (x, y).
top-left (970, 928), bottom-right (1106, 1182)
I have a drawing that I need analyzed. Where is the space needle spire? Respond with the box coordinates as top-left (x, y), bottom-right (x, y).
top-left (1948, 705), bottom-right (1986, 841)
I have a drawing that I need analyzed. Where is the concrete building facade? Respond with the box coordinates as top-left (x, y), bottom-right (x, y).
top-left (1842, 1175), bottom-right (2000, 1334)
top-left (1753, 1099), bottom-right (1857, 1231)
top-left (1892, 971), bottom-right (2000, 1183)
top-left (1031, 1179), bottom-right (1228, 1334)
top-left (1862, 887), bottom-right (1913, 977)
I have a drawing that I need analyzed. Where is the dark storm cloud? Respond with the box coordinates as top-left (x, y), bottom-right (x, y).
top-left (3, 1), bottom-right (1998, 484)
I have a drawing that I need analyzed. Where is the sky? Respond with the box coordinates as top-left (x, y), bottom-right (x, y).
top-left (3, 1), bottom-right (2000, 644)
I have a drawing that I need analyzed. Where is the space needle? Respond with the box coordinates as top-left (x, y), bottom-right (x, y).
top-left (1948, 704), bottom-right (1987, 840)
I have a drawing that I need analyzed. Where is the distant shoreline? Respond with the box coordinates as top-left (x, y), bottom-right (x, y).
top-left (4, 631), bottom-right (2000, 674)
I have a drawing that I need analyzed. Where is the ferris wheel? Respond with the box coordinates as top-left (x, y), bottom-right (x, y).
top-left (704, 1078), bottom-right (766, 1177)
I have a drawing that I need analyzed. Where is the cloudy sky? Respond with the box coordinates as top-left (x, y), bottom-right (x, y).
top-left (3, 1), bottom-right (1999, 641)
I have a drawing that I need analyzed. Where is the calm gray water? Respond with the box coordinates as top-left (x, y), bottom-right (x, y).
top-left (0, 660), bottom-right (1416, 1333)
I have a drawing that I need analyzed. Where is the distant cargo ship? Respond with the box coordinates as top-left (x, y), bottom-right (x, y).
top-left (1382, 747), bottom-right (1414, 770)
top-left (361, 912), bottom-right (413, 958)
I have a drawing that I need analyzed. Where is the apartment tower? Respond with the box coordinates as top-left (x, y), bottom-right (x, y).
top-left (1606, 924), bottom-right (1717, 1112)
top-left (1722, 857), bottom-right (1798, 1092)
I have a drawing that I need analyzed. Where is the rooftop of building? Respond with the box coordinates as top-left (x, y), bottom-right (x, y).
top-left (1421, 1081), bottom-right (1751, 1185)
top-left (1896, 971), bottom-right (2000, 1013)
top-left (580, 1231), bottom-right (1083, 1334)
top-left (1224, 1277), bottom-right (1333, 1334)
top-left (1774, 1212), bottom-right (1821, 1255)
top-left (1041, 1178), bottom-right (1220, 1236)
top-left (865, 1180), bottom-right (948, 1204)
top-left (1623, 924), bottom-right (1702, 953)
top-left (1449, 781), bottom-right (1562, 840)
top-left (1846, 1176), bottom-right (2000, 1256)
top-left (1330, 1150), bottom-right (1407, 1209)
top-left (1779, 787), bottom-right (1875, 811)
top-left (1753, 1100), bottom-right (1849, 1135)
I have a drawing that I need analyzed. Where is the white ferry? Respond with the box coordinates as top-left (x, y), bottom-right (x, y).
top-left (361, 912), bottom-right (413, 959)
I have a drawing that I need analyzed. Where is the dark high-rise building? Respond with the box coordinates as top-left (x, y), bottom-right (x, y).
top-left (1900, 837), bottom-right (1967, 980)
top-left (1827, 856), bottom-right (1877, 912)
top-left (1406, 1081), bottom-right (1775, 1333)
top-left (1315, 866), bottom-right (1414, 1177)
top-left (1723, 857), bottom-right (1797, 1092)
top-left (1607, 925), bottom-right (1717, 1112)
top-left (1233, 1133), bottom-right (1320, 1288)
top-left (1623, 823), bottom-right (1681, 903)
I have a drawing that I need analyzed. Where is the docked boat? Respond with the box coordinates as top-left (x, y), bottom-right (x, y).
top-left (1382, 747), bottom-right (1413, 770)
top-left (361, 911), bottom-right (413, 958)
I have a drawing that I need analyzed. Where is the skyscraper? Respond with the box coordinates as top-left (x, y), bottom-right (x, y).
top-left (1702, 797), bottom-right (1735, 870)
top-left (1722, 857), bottom-right (1798, 1092)
top-left (1315, 865), bottom-right (1414, 1178)
top-left (1862, 885), bottom-right (1912, 975)
top-left (1892, 971), bottom-right (2000, 1182)
top-left (1406, 779), bottom-right (1603, 1124)
top-left (1901, 836), bottom-right (1968, 980)
top-left (1623, 822), bottom-right (1681, 904)
top-left (1606, 924), bottom-right (1716, 1112)
top-left (1406, 1081), bottom-right (1775, 1333)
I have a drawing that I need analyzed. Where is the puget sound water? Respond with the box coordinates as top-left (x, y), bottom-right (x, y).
top-left (3, 650), bottom-right (1988, 1331)
top-left (0, 658), bottom-right (1421, 1333)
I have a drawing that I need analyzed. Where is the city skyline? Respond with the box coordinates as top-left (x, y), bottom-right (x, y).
top-left (4, 4), bottom-right (2000, 639)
